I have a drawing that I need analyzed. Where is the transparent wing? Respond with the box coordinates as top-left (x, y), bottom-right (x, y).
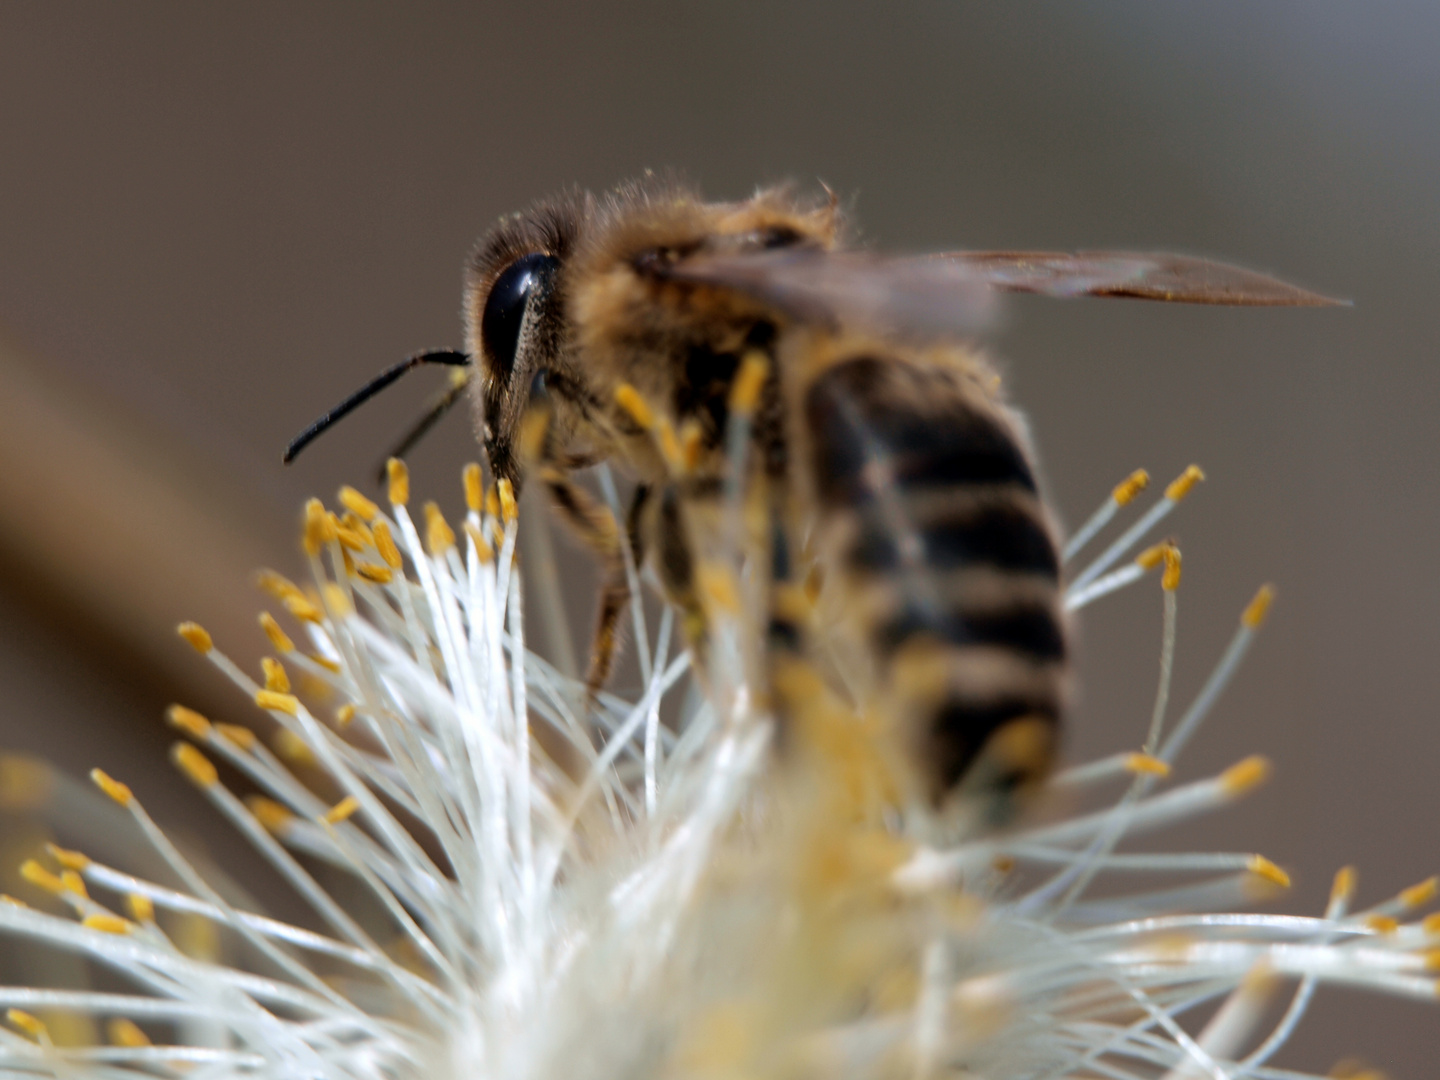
top-left (931, 250), bottom-right (1345, 306)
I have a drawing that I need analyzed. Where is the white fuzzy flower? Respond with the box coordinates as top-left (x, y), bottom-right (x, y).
top-left (0, 459), bottom-right (1432, 1080)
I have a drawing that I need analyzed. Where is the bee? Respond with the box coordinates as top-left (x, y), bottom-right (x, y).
top-left (286, 176), bottom-right (1336, 822)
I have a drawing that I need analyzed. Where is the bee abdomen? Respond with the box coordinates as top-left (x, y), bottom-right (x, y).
top-left (802, 354), bottom-right (1065, 808)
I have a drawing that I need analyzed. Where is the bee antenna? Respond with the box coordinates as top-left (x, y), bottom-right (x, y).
top-left (283, 349), bottom-right (471, 464)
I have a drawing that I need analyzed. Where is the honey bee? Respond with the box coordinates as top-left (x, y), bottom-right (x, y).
top-left (286, 176), bottom-right (1335, 821)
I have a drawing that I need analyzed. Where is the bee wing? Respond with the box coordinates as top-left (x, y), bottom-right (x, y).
top-left (931, 250), bottom-right (1346, 306)
top-left (646, 249), bottom-right (1001, 339)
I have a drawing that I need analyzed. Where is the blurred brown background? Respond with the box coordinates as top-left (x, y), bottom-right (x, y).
top-left (0, 2), bottom-right (1435, 1072)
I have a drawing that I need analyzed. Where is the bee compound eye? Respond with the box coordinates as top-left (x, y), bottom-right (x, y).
top-left (481, 252), bottom-right (560, 381)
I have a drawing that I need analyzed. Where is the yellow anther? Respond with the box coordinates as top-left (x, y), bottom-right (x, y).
top-left (307, 651), bottom-right (341, 674)
top-left (20, 860), bottom-right (64, 895)
top-left (338, 485), bottom-right (379, 522)
top-left (339, 546), bottom-right (356, 579)
top-left (259, 612), bottom-right (295, 653)
top-left (698, 563), bottom-right (740, 614)
top-left (1424, 949), bottom-right (1440, 973)
top-left (1247, 855), bottom-right (1291, 889)
top-left (334, 704), bottom-right (356, 726)
top-left (1123, 752), bottom-right (1171, 777)
top-left (176, 622), bottom-right (213, 654)
top-left (255, 690), bottom-right (300, 716)
top-left (1164, 464), bottom-right (1205, 501)
top-left (256, 569), bottom-right (304, 602)
top-left (45, 844), bottom-right (90, 872)
top-left (303, 498), bottom-right (335, 555)
top-left (614, 382), bottom-right (655, 429)
top-left (1243, 584), bottom-right (1276, 629)
top-left (1220, 755), bottom-right (1271, 795)
top-left (167, 704), bottom-right (210, 739)
top-left (678, 417), bottom-right (705, 471)
top-left (1161, 545), bottom-right (1182, 591)
top-left (246, 795), bottom-right (294, 832)
top-left (324, 583), bottom-right (352, 617)
top-left (0, 753), bottom-right (54, 810)
top-left (1331, 866), bottom-right (1358, 907)
top-left (323, 795), bottom-right (361, 824)
top-left (126, 893), bottom-right (154, 924)
top-left (214, 723), bottom-right (257, 750)
top-left (463, 463), bottom-right (484, 512)
top-left (424, 502), bottom-right (456, 555)
top-left (171, 743), bottom-right (218, 788)
top-left (484, 484), bottom-right (501, 521)
top-left (59, 870), bottom-right (87, 897)
top-left (83, 913), bottom-right (133, 935)
top-left (273, 728), bottom-right (315, 766)
top-left (282, 593), bottom-right (323, 623)
top-left (497, 478), bottom-right (518, 524)
top-left (373, 519), bottom-right (403, 568)
top-left (1400, 876), bottom-right (1439, 909)
top-left (333, 516), bottom-right (369, 553)
top-left (0, 894), bottom-right (26, 908)
top-left (1365, 914), bottom-right (1399, 934)
top-left (341, 511), bottom-right (374, 547)
top-left (107, 1018), bottom-right (151, 1048)
top-left (1135, 541), bottom-right (1170, 571)
top-left (1425, 912), bottom-right (1440, 936)
top-left (262, 657), bottom-right (291, 694)
top-left (90, 768), bottom-right (133, 806)
top-left (387, 458), bottom-right (410, 506)
top-left (1112, 468), bottom-right (1150, 506)
top-left (356, 562), bottom-right (394, 584)
top-left (464, 521), bottom-right (494, 563)
top-left (728, 350), bottom-right (770, 416)
top-left (7, 1009), bottom-right (48, 1040)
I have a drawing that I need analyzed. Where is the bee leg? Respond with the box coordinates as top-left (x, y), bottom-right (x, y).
top-left (649, 482), bottom-right (710, 669)
top-left (537, 468), bottom-right (646, 698)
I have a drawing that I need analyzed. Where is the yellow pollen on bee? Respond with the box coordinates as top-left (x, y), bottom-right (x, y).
top-left (1161, 545), bottom-right (1182, 591)
top-left (90, 768), bottom-right (133, 806)
top-left (463, 463), bottom-right (484, 512)
top-left (1164, 464), bottom-right (1205, 501)
top-left (614, 382), bottom-right (656, 430)
top-left (262, 657), bottom-right (291, 694)
top-left (126, 893), bottom-right (154, 924)
top-left (6, 1009), bottom-right (48, 1041)
top-left (255, 690), bottom-right (300, 716)
top-left (1112, 468), bottom-right (1151, 506)
top-left (246, 795), bottom-right (294, 832)
top-left (386, 458), bottom-right (410, 506)
top-left (165, 704), bottom-right (211, 739)
top-left (176, 622), bottom-right (213, 654)
top-left (356, 562), bottom-right (394, 584)
top-left (372, 519), bottom-right (403, 568)
top-left (259, 612), bottom-right (294, 653)
top-left (82, 913), bottom-right (133, 935)
top-left (1243, 584), bottom-right (1276, 629)
top-left (45, 845), bottom-right (90, 872)
top-left (1247, 855), bottom-right (1291, 889)
top-left (171, 743), bottom-right (218, 788)
top-left (728, 350), bottom-right (770, 416)
top-left (214, 723), bottom-right (256, 750)
top-left (1123, 753), bottom-right (1170, 777)
top-left (19, 860), bottom-right (64, 895)
top-left (497, 479), bottom-right (518, 523)
top-left (323, 795), bottom-right (361, 824)
top-left (424, 501), bottom-right (456, 555)
top-left (1220, 755), bottom-right (1271, 795)
top-left (338, 485), bottom-right (379, 522)
top-left (107, 1018), bottom-right (151, 1048)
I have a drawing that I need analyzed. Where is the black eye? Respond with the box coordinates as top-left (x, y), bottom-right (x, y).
top-left (481, 252), bottom-right (560, 380)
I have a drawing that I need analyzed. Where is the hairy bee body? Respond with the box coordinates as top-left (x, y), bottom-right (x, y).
top-left (289, 175), bottom-right (1332, 822)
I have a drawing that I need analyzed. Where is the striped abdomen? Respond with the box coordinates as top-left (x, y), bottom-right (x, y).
top-left (801, 352), bottom-right (1066, 812)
